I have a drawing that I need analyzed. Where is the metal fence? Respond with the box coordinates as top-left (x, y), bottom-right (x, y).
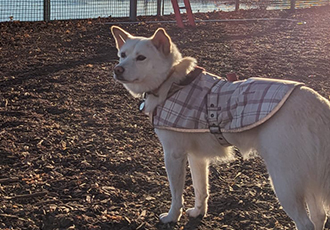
top-left (0, 0), bottom-right (329, 22)
top-left (0, 0), bottom-right (132, 22)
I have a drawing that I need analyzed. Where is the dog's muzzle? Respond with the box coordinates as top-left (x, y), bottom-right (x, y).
top-left (113, 65), bottom-right (125, 81)
top-left (113, 66), bottom-right (142, 84)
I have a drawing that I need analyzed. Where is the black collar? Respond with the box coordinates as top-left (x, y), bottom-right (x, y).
top-left (139, 66), bottom-right (204, 112)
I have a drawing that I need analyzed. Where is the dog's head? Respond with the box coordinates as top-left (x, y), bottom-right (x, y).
top-left (111, 26), bottom-right (181, 96)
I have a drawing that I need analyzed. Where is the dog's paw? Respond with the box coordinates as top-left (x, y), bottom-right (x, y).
top-left (186, 207), bottom-right (206, 218)
top-left (159, 212), bottom-right (181, 223)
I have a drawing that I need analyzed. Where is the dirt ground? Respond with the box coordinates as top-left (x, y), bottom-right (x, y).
top-left (1, 6), bottom-right (330, 230)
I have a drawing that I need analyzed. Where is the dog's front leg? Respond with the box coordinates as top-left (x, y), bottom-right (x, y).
top-left (186, 154), bottom-right (209, 218)
top-left (159, 149), bottom-right (187, 223)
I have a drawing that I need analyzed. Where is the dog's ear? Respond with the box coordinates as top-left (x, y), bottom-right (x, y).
top-left (151, 28), bottom-right (172, 55)
top-left (111, 26), bottom-right (131, 50)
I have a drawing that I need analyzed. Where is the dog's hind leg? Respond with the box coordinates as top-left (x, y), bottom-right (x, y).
top-left (306, 194), bottom-right (326, 230)
top-left (159, 147), bottom-right (188, 223)
top-left (268, 172), bottom-right (314, 230)
top-left (186, 154), bottom-right (209, 218)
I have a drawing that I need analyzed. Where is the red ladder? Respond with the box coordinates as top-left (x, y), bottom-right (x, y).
top-left (171, 0), bottom-right (196, 28)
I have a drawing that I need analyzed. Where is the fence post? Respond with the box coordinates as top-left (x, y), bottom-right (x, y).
top-left (235, 0), bottom-right (239, 11)
top-left (43, 0), bottom-right (51, 22)
top-left (157, 0), bottom-right (162, 16)
top-left (130, 0), bottom-right (137, 21)
top-left (290, 0), bottom-right (296, 10)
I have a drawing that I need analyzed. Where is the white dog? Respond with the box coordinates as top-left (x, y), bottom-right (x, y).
top-left (111, 26), bottom-right (330, 230)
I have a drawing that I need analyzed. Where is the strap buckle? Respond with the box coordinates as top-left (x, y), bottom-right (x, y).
top-left (209, 125), bottom-right (221, 134)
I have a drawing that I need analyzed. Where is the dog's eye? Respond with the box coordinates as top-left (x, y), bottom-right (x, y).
top-left (136, 55), bottom-right (146, 61)
top-left (120, 52), bottom-right (126, 58)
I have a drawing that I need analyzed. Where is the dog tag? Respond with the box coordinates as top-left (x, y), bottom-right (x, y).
top-left (139, 101), bottom-right (145, 112)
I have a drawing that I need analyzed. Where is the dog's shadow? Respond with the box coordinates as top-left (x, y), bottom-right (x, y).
top-left (183, 217), bottom-right (204, 230)
top-left (156, 216), bottom-right (204, 230)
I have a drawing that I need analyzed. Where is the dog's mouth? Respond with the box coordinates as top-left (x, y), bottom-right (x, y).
top-left (113, 74), bottom-right (141, 84)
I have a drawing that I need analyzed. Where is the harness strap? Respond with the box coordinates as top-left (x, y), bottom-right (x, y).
top-left (207, 93), bottom-right (232, 146)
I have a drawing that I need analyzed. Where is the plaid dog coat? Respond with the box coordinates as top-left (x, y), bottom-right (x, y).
top-left (152, 69), bottom-right (303, 146)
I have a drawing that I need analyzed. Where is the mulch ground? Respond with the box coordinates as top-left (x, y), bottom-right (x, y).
top-left (1, 6), bottom-right (330, 230)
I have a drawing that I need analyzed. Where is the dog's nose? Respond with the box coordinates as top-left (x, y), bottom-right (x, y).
top-left (114, 66), bottom-right (125, 76)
